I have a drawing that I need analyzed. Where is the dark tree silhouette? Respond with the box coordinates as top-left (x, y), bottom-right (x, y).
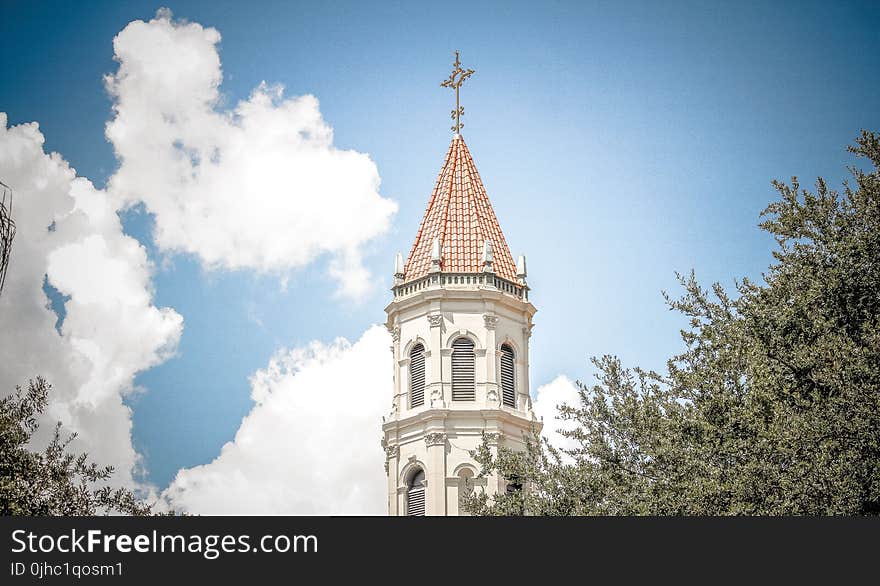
top-left (0, 377), bottom-right (157, 515)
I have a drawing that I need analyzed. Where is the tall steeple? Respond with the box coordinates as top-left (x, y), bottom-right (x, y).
top-left (382, 53), bottom-right (539, 516)
top-left (403, 135), bottom-right (519, 283)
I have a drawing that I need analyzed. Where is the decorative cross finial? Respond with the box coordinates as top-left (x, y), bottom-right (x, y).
top-left (440, 50), bottom-right (475, 134)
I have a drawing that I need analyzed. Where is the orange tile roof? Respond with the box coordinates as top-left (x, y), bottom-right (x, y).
top-left (404, 134), bottom-right (518, 283)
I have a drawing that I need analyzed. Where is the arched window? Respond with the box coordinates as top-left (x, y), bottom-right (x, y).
top-left (451, 338), bottom-right (476, 401)
top-left (409, 343), bottom-right (425, 408)
top-left (407, 468), bottom-right (426, 516)
top-left (500, 344), bottom-right (516, 408)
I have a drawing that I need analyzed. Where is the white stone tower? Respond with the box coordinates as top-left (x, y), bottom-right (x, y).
top-left (382, 131), bottom-right (541, 516)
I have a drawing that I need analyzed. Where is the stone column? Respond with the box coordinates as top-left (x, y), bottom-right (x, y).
top-left (520, 321), bottom-right (533, 411)
top-left (388, 324), bottom-right (401, 415)
top-left (484, 314), bottom-right (499, 406)
top-left (425, 432), bottom-right (447, 515)
top-left (484, 431), bottom-right (503, 497)
top-left (385, 444), bottom-right (400, 515)
top-left (427, 313), bottom-right (444, 406)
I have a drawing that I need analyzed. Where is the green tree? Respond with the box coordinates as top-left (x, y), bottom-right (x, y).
top-left (464, 130), bottom-right (880, 516)
top-left (0, 377), bottom-right (156, 515)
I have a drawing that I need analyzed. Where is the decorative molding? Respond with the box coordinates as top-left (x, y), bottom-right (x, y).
top-left (484, 432), bottom-right (502, 446)
top-left (522, 323), bottom-right (534, 338)
top-left (428, 314), bottom-right (444, 328)
top-left (483, 314), bottom-right (499, 330)
top-left (385, 323), bottom-right (400, 342)
top-left (487, 388), bottom-right (499, 404)
top-left (430, 387), bottom-right (444, 408)
top-left (425, 432), bottom-right (447, 447)
top-left (385, 444), bottom-right (400, 460)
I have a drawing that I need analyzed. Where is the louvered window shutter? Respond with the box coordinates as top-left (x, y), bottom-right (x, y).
top-left (410, 344), bottom-right (425, 408)
top-left (451, 338), bottom-right (476, 401)
top-left (501, 344), bottom-right (516, 408)
top-left (407, 469), bottom-right (426, 516)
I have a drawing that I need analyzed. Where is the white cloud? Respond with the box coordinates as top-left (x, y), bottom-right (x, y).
top-left (105, 10), bottom-right (397, 299)
top-left (532, 375), bottom-right (581, 453)
top-left (162, 320), bottom-right (586, 514)
top-left (0, 113), bottom-right (182, 488)
top-left (0, 8), bottom-right (397, 506)
top-left (164, 325), bottom-right (390, 515)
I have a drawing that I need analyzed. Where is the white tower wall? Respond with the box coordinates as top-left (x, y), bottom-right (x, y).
top-left (383, 283), bottom-right (539, 516)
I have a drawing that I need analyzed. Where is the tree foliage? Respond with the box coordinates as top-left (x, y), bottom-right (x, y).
top-left (464, 131), bottom-right (880, 515)
top-left (0, 377), bottom-right (156, 515)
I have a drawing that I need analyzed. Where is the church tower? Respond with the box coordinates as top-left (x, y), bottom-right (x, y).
top-left (382, 53), bottom-right (541, 516)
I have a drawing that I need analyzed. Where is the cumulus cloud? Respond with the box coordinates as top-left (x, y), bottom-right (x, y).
top-left (1, 8), bottom-right (398, 506)
top-left (163, 321), bottom-right (586, 514)
top-left (105, 10), bottom-right (397, 299)
top-left (164, 325), bottom-right (390, 515)
top-left (532, 375), bottom-right (582, 453)
top-left (0, 113), bottom-right (182, 488)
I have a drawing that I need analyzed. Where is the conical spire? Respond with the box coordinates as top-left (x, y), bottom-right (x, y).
top-left (403, 135), bottom-right (518, 283)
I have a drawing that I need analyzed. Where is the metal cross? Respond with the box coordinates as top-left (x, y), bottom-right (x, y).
top-left (440, 51), bottom-right (475, 133)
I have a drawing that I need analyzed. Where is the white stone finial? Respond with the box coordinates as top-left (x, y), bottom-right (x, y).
top-left (394, 251), bottom-right (405, 284)
top-left (517, 254), bottom-right (527, 283)
top-left (430, 238), bottom-right (442, 272)
top-left (481, 240), bottom-right (494, 273)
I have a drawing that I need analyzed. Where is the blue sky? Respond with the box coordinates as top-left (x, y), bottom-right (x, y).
top-left (1, 0), bottom-right (878, 495)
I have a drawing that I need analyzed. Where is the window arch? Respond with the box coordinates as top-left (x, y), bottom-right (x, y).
top-left (500, 344), bottom-right (516, 408)
top-left (409, 343), bottom-right (425, 408)
top-left (407, 468), bottom-right (426, 516)
top-left (451, 337), bottom-right (476, 401)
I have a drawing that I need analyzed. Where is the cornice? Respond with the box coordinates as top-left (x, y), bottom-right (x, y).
top-left (385, 286), bottom-right (536, 318)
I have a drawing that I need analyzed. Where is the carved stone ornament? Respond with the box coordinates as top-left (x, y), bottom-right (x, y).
top-left (425, 432), bottom-right (447, 447)
top-left (385, 444), bottom-right (400, 459)
top-left (386, 323), bottom-right (401, 341)
top-left (428, 314), bottom-right (444, 328)
top-left (522, 323), bottom-right (534, 338)
top-left (487, 388), bottom-right (499, 403)
top-left (483, 314), bottom-right (499, 330)
top-left (484, 432), bottom-right (502, 446)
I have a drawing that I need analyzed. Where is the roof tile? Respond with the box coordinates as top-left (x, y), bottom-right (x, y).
top-left (403, 135), bottom-right (518, 283)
